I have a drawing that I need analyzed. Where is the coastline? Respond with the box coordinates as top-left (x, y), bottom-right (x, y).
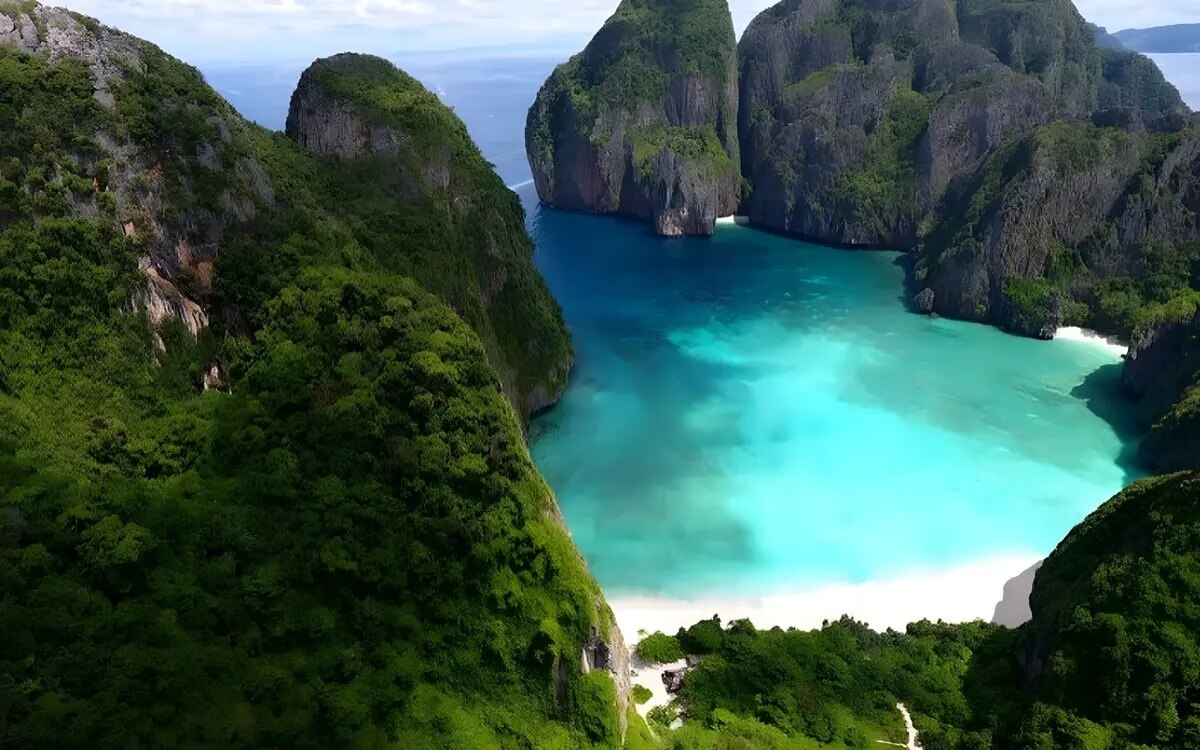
top-left (611, 553), bottom-right (1043, 641)
top-left (1053, 326), bottom-right (1128, 357)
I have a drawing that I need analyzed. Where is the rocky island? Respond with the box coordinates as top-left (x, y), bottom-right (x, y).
top-left (525, 0), bottom-right (741, 236)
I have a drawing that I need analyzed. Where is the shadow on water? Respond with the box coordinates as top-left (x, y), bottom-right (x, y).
top-left (1070, 363), bottom-right (1147, 486)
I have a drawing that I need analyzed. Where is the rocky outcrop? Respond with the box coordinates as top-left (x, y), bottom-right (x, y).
top-left (1121, 306), bottom-right (1200, 470)
top-left (289, 54), bottom-right (573, 418)
top-left (913, 287), bottom-right (935, 314)
top-left (992, 560), bottom-right (1043, 628)
top-left (921, 123), bottom-right (1148, 333)
top-left (525, 0), bottom-right (740, 237)
top-left (0, 3), bottom-right (271, 356)
top-left (286, 53), bottom-right (452, 188)
top-left (581, 622), bottom-right (633, 738)
top-left (738, 0), bottom-right (1188, 252)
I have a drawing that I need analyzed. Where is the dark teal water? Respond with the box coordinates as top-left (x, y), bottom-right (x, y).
top-left (526, 202), bottom-right (1140, 598)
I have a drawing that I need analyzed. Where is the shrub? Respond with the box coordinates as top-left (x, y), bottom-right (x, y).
top-left (632, 684), bottom-right (653, 705)
top-left (637, 632), bottom-right (685, 663)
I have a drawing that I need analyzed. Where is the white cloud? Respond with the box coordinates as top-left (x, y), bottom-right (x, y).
top-left (40, 0), bottom-right (1200, 63)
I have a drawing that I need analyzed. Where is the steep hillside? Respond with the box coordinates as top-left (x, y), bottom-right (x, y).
top-left (0, 4), bottom-right (631, 748)
top-left (917, 124), bottom-right (1200, 337)
top-left (525, 0), bottom-right (741, 236)
top-left (286, 53), bottom-right (572, 416)
top-left (738, 0), bottom-right (1188, 252)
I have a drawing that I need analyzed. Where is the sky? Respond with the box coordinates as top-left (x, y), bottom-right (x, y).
top-left (46, 0), bottom-right (1200, 64)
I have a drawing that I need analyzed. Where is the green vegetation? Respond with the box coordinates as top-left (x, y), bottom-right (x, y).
top-left (633, 684), bottom-right (654, 705)
top-left (656, 474), bottom-right (1200, 749)
top-left (783, 66), bottom-right (841, 99)
top-left (541, 0), bottom-right (734, 119)
top-left (658, 616), bottom-right (1016, 749)
top-left (636, 632), bottom-right (685, 664)
top-left (956, 0), bottom-right (1104, 114)
top-left (836, 87), bottom-right (932, 231)
top-left (630, 123), bottom-right (738, 182)
top-left (1099, 49), bottom-right (1189, 116)
top-left (527, 0), bottom-right (739, 193)
top-left (290, 54), bottom-right (572, 417)
top-left (0, 12), bottom-right (623, 749)
top-left (602, 0), bottom-right (736, 85)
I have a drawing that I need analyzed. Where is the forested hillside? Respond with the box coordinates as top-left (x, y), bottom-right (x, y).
top-left (0, 4), bottom-right (631, 748)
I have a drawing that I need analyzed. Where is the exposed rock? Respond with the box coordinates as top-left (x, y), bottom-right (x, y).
top-left (913, 288), bottom-right (935, 314)
top-left (133, 265), bottom-right (208, 337)
top-left (202, 361), bottom-right (230, 393)
top-left (992, 560), bottom-right (1043, 628)
top-left (662, 668), bottom-right (686, 694)
top-left (526, 0), bottom-right (741, 237)
top-left (1, 4), bottom-right (280, 341)
top-left (580, 620), bottom-right (633, 740)
top-left (739, 0), bottom-right (1188, 250)
top-left (920, 123), bottom-right (1173, 333)
top-left (583, 628), bottom-right (613, 672)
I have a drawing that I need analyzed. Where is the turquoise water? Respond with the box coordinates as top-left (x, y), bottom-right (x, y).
top-left (527, 206), bottom-right (1141, 598)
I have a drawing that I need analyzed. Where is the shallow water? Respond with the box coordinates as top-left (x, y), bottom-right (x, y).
top-left (528, 209), bottom-right (1141, 598)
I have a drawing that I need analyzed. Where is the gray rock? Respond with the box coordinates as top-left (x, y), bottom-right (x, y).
top-left (525, 0), bottom-right (741, 237)
top-left (993, 561), bottom-right (1043, 628)
top-left (913, 288), bottom-right (935, 313)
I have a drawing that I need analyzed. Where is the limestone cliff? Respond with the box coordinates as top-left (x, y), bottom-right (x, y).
top-left (288, 54), bottom-right (572, 417)
top-left (1121, 302), bottom-right (1200, 471)
top-left (738, 0), bottom-right (1188, 251)
top-left (525, 0), bottom-right (741, 236)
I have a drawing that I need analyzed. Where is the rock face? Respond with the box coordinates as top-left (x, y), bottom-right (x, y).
top-left (289, 54), bottom-right (573, 418)
top-left (1121, 306), bottom-right (1200, 470)
top-left (0, 3), bottom-right (265, 342)
top-left (739, 0), bottom-right (1187, 253)
top-left (992, 560), bottom-right (1043, 628)
top-left (525, 0), bottom-right (741, 236)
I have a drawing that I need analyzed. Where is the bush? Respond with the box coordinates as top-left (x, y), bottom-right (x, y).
top-left (637, 632), bottom-right (685, 663)
top-left (647, 705), bottom-right (676, 728)
top-left (677, 617), bottom-right (724, 655)
top-left (632, 684), bottom-right (653, 704)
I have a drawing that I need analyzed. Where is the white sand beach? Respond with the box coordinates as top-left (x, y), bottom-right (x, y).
top-left (1054, 326), bottom-right (1128, 357)
top-left (715, 215), bottom-right (750, 225)
top-left (629, 657), bottom-right (686, 717)
top-left (612, 553), bottom-right (1043, 642)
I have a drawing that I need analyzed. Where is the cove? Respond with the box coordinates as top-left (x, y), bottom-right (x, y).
top-left (526, 200), bottom-right (1142, 600)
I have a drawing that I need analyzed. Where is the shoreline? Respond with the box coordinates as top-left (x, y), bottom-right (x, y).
top-left (611, 553), bottom-right (1042, 640)
top-left (1053, 326), bottom-right (1128, 357)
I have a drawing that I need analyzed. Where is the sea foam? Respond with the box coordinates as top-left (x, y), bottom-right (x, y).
top-left (1054, 326), bottom-right (1128, 357)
